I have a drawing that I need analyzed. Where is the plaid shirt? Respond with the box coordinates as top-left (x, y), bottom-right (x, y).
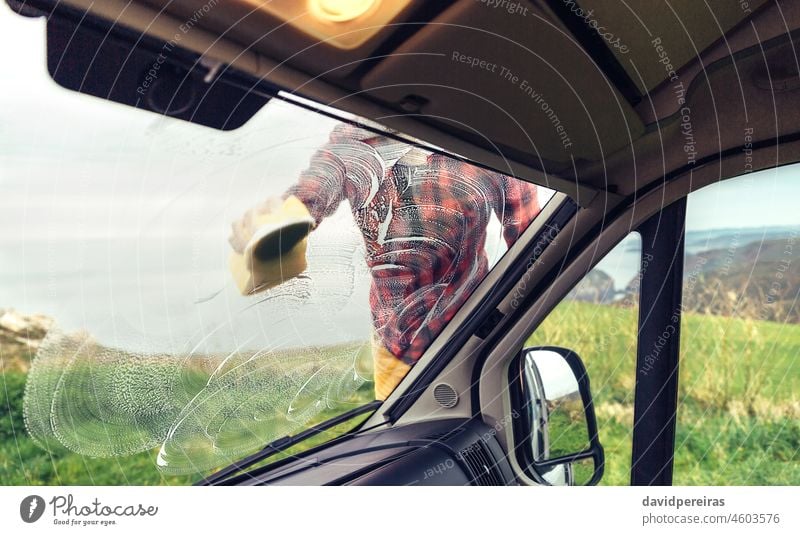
top-left (284, 123), bottom-right (542, 365)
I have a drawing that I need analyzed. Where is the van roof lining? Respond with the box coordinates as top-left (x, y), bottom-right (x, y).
top-left (14, 0), bottom-right (800, 206)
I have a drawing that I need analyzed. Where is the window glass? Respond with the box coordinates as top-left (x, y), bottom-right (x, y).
top-left (527, 232), bottom-right (642, 485)
top-left (674, 167), bottom-right (800, 485)
top-left (0, 15), bottom-right (555, 482)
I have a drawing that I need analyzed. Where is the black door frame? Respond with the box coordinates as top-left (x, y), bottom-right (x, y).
top-left (630, 198), bottom-right (687, 485)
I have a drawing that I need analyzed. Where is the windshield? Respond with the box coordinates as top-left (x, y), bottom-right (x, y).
top-left (0, 15), bottom-right (556, 479)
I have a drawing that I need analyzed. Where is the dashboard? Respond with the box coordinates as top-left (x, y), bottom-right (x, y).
top-left (213, 418), bottom-right (517, 486)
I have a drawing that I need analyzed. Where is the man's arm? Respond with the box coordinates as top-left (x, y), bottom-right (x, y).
top-left (230, 123), bottom-right (384, 253)
top-left (499, 175), bottom-right (542, 246)
top-left (281, 123), bottom-right (357, 226)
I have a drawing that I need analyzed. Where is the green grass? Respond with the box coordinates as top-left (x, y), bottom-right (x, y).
top-left (1, 366), bottom-right (373, 485)
top-left (2, 301), bottom-right (798, 485)
top-left (1, 371), bottom-right (197, 485)
top-left (528, 301), bottom-right (800, 485)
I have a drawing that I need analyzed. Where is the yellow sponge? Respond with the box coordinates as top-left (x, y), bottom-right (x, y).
top-left (229, 195), bottom-right (314, 295)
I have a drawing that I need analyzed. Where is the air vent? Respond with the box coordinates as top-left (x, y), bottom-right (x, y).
top-left (432, 383), bottom-right (459, 409)
top-left (424, 426), bottom-right (464, 443)
top-left (457, 442), bottom-right (504, 486)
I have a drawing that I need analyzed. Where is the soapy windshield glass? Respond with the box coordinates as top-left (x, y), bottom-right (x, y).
top-left (1, 25), bottom-right (555, 479)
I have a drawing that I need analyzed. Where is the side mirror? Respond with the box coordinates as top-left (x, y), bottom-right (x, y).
top-left (509, 346), bottom-right (604, 485)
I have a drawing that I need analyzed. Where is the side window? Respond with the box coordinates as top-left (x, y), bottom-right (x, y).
top-left (674, 170), bottom-right (800, 485)
top-left (527, 232), bottom-right (642, 485)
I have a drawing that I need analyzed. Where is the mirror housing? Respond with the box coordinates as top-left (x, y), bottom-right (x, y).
top-left (509, 346), bottom-right (604, 485)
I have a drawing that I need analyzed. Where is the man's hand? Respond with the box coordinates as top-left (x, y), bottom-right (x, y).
top-left (228, 196), bottom-right (284, 254)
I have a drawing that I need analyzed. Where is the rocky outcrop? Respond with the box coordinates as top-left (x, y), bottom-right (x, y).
top-left (567, 269), bottom-right (616, 304)
top-left (0, 309), bottom-right (54, 373)
top-left (682, 240), bottom-right (799, 323)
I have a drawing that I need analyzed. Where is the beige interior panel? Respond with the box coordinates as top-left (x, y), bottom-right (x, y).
top-left (360, 0), bottom-right (646, 164)
top-left (579, 0), bottom-right (769, 93)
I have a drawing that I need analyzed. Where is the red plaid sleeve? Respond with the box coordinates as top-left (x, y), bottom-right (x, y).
top-left (282, 123), bottom-right (381, 225)
top-left (499, 176), bottom-right (542, 245)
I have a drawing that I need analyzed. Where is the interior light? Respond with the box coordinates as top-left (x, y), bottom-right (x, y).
top-left (308, 0), bottom-right (379, 23)
top-left (242, 0), bottom-right (411, 50)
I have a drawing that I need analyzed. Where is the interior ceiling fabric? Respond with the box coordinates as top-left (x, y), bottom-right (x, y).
top-left (579, 0), bottom-right (770, 93)
top-left (360, 1), bottom-right (646, 165)
top-left (40, 0), bottom-right (800, 204)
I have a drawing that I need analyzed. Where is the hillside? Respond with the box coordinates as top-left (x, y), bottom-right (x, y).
top-left (599, 237), bottom-right (800, 323)
top-left (566, 269), bottom-right (616, 304)
top-left (682, 238), bottom-right (799, 323)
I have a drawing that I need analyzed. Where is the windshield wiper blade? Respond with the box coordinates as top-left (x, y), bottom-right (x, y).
top-left (196, 400), bottom-right (382, 485)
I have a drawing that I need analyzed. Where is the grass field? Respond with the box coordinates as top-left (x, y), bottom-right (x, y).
top-left (528, 301), bottom-right (800, 485)
top-left (2, 301), bottom-right (798, 485)
top-left (1, 371), bottom-right (195, 485)
top-left (0, 368), bottom-right (373, 485)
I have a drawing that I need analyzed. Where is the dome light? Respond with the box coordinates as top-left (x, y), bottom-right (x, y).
top-left (308, 0), bottom-right (379, 23)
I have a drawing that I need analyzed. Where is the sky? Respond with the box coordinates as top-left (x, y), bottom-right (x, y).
top-left (0, 7), bottom-right (364, 351)
top-left (0, 7), bottom-right (340, 240)
top-left (685, 166), bottom-right (800, 231)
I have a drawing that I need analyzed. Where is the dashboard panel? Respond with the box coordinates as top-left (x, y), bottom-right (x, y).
top-left (215, 418), bottom-right (517, 486)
